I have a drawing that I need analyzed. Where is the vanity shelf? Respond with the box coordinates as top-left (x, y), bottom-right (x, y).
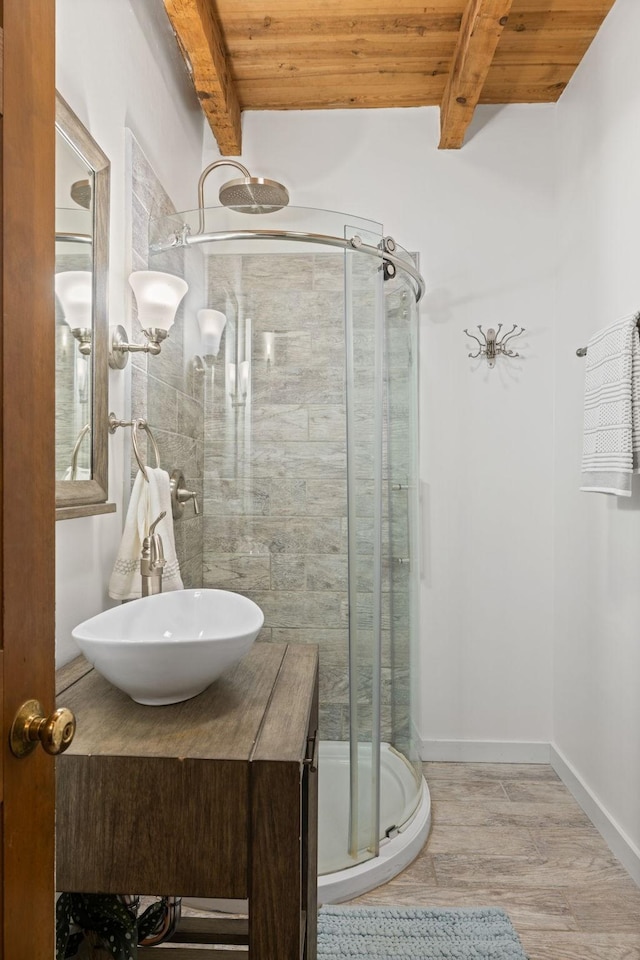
top-left (56, 642), bottom-right (319, 960)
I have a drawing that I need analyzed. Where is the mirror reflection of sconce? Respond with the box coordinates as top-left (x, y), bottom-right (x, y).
top-left (55, 270), bottom-right (93, 356)
top-left (228, 359), bottom-right (250, 407)
top-left (109, 271), bottom-right (188, 369)
top-left (264, 332), bottom-right (275, 367)
top-left (197, 308), bottom-right (227, 365)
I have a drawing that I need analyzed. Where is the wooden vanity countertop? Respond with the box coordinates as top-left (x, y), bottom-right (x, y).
top-left (56, 641), bottom-right (316, 762)
top-left (55, 641), bottom-right (319, 898)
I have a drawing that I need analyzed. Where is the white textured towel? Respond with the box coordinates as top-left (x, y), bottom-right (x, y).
top-left (581, 313), bottom-right (640, 496)
top-left (108, 467), bottom-right (183, 600)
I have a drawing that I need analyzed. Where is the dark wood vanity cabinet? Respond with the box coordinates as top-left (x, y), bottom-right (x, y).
top-left (56, 642), bottom-right (319, 960)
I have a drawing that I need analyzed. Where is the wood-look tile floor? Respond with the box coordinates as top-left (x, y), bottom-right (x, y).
top-left (352, 762), bottom-right (640, 959)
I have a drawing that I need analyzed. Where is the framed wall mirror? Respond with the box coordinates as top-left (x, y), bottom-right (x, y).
top-left (55, 92), bottom-right (113, 518)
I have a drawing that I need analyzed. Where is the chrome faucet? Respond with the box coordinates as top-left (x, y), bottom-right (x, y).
top-left (141, 511), bottom-right (166, 597)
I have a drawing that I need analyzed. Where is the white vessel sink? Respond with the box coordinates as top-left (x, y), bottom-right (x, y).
top-left (72, 589), bottom-right (264, 705)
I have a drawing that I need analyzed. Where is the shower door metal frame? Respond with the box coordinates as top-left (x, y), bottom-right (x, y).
top-left (343, 226), bottom-right (388, 864)
top-left (383, 271), bottom-right (424, 792)
top-left (155, 227), bottom-right (426, 303)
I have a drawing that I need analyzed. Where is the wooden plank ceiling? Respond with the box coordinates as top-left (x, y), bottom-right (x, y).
top-left (163, 0), bottom-right (617, 153)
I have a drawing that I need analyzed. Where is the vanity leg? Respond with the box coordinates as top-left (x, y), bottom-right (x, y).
top-left (249, 760), bottom-right (304, 960)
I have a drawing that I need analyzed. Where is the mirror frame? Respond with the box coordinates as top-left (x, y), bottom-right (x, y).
top-left (55, 93), bottom-right (112, 519)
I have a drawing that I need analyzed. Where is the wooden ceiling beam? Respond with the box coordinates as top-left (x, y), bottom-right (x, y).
top-left (439, 0), bottom-right (514, 149)
top-left (163, 0), bottom-right (242, 156)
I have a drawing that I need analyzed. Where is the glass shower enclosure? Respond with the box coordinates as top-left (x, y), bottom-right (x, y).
top-left (144, 205), bottom-right (428, 900)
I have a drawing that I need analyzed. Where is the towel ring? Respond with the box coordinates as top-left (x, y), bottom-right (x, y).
top-left (131, 419), bottom-right (161, 480)
top-left (108, 413), bottom-right (161, 482)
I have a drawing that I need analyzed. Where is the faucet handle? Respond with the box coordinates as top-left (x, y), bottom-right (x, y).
top-left (169, 469), bottom-right (199, 518)
top-left (182, 489), bottom-right (199, 515)
top-left (148, 510), bottom-right (166, 536)
top-left (144, 511), bottom-right (166, 571)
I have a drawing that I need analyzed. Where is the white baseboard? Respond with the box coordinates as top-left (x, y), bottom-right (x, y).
top-left (550, 744), bottom-right (640, 886)
top-left (419, 739), bottom-right (551, 764)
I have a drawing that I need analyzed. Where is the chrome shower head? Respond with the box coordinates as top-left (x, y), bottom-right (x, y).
top-left (70, 178), bottom-right (92, 210)
top-left (218, 176), bottom-right (290, 214)
top-left (197, 159), bottom-right (289, 228)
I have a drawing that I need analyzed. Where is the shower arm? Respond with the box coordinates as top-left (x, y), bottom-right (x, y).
top-left (197, 159), bottom-right (251, 233)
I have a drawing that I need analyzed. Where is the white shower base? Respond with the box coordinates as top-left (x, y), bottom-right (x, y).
top-left (318, 740), bottom-right (431, 903)
top-left (184, 739), bottom-right (430, 913)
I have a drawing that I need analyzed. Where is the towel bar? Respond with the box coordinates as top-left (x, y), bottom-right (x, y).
top-left (108, 412), bottom-right (161, 482)
top-left (577, 315), bottom-right (640, 357)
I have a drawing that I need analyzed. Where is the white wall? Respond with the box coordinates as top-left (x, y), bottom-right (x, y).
top-left (554, 0), bottom-right (640, 856)
top-left (204, 104), bottom-right (558, 747)
top-left (55, 0), bottom-right (215, 664)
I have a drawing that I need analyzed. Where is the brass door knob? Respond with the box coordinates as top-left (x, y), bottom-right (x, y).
top-left (9, 699), bottom-right (76, 758)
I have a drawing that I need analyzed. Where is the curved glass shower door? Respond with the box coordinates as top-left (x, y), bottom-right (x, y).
top-left (384, 262), bottom-right (423, 802)
top-left (345, 226), bottom-right (384, 866)
top-left (344, 235), bottom-right (423, 867)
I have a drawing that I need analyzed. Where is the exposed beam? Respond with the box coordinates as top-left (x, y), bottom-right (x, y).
top-left (163, 0), bottom-right (242, 155)
top-left (439, 0), bottom-right (513, 149)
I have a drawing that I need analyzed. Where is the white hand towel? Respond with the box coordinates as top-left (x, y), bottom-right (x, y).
top-left (581, 313), bottom-right (640, 496)
top-left (108, 467), bottom-right (183, 600)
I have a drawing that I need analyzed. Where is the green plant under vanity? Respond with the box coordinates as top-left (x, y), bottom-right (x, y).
top-left (56, 893), bottom-right (169, 960)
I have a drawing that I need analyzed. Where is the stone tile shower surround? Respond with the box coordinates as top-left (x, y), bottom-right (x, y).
top-left (202, 252), bottom-right (348, 739)
top-left (202, 251), bottom-right (411, 744)
top-left (128, 133), bottom-right (204, 588)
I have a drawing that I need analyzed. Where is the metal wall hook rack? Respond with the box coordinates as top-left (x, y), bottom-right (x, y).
top-left (464, 323), bottom-right (525, 368)
top-left (108, 412), bottom-right (161, 482)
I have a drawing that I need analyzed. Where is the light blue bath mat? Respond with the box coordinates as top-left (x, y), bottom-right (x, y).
top-left (317, 905), bottom-right (529, 959)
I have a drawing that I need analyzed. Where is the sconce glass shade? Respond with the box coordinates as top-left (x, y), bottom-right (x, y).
top-left (264, 332), bottom-right (275, 364)
top-left (129, 271), bottom-right (188, 332)
top-left (227, 360), bottom-right (250, 406)
top-left (197, 309), bottom-right (227, 357)
top-left (239, 359), bottom-right (250, 396)
top-left (55, 270), bottom-right (92, 327)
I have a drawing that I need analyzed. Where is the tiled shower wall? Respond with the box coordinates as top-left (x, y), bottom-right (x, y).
top-left (201, 251), bottom-right (412, 744)
top-left (202, 252), bottom-right (350, 739)
top-left (129, 134), bottom-right (204, 587)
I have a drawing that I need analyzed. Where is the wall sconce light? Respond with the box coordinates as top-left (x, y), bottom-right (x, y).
top-left (109, 271), bottom-right (188, 369)
top-left (197, 309), bottom-right (227, 365)
top-left (55, 270), bottom-right (93, 355)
